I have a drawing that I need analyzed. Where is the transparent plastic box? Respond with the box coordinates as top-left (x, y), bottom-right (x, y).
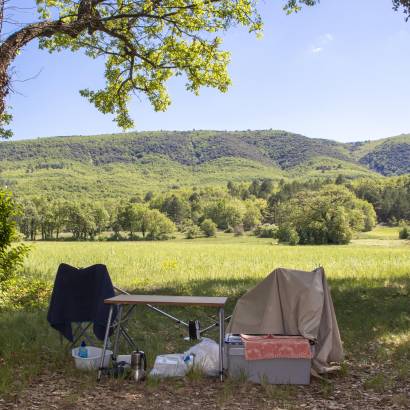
top-left (72, 346), bottom-right (112, 371)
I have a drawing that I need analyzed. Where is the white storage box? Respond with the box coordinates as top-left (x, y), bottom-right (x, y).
top-left (72, 346), bottom-right (112, 371)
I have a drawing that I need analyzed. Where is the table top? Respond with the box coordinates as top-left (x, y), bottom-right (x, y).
top-left (104, 294), bottom-right (228, 307)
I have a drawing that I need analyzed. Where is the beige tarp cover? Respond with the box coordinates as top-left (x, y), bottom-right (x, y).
top-left (226, 267), bottom-right (344, 374)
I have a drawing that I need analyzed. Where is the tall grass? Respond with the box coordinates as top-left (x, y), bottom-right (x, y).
top-left (23, 235), bottom-right (410, 292)
top-left (355, 225), bottom-right (401, 240)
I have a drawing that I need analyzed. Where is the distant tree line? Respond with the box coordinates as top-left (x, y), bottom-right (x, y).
top-left (14, 174), bottom-right (410, 244)
top-left (350, 177), bottom-right (410, 225)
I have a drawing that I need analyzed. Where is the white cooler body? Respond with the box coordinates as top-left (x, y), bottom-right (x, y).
top-left (225, 342), bottom-right (311, 385)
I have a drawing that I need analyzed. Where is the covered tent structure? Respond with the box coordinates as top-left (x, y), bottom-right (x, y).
top-left (226, 267), bottom-right (344, 374)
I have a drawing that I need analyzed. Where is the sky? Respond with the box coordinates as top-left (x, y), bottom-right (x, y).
top-left (4, 0), bottom-right (410, 142)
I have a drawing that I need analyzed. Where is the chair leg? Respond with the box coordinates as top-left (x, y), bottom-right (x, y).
top-left (218, 307), bottom-right (225, 382)
top-left (97, 306), bottom-right (114, 381)
top-left (112, 305), bottom-right (123, 363)
top-left (110, 305), bottom-right (138, 352)
top-left (71, 322), bottom-right (93, 347)
top-left (120, 327), bottom-right (138, 351)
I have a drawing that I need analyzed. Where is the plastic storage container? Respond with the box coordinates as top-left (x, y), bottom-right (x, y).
top-left (72, 346), bottom-right (112, 370)
top-left (150, 354), bottom-right (188, 378)
top-left (225, 336), bottom-right (313, 385)
top-left (117, 354), bottom-right (132, 365)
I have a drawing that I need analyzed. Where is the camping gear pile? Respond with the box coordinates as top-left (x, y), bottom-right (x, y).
top-left (47, 264), bottom-right (343, 385)
top-left (226, 267), bottom-right (344, 381)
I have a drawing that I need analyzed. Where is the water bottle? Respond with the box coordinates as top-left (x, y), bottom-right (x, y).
top-left (183, 353), bottom-right (195, 369)
top-left (78, 341), bottom-right (88, 358)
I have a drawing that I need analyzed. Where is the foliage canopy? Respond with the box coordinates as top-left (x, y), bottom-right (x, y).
top-left (275, 185), bottom-right (377, 245)
top-left (0, 0), bottom-right (262, 137)
top-left (0, 191), bottom-right (29, 283)
top-left (1, 1), bottom-right (409, 137)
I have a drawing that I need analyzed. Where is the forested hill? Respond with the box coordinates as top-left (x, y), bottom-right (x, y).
top-left (2, 130), bottom-right (409, 172)
top-left (348, 134), bottom-right (410, 176)
top-left (0, 130), bottom-right (409, 200)
top-left (1, 130), bottom-right (352, 167)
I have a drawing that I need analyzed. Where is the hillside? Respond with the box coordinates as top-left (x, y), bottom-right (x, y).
top-left (347, 134), bottom-right (410, 176)
top-left (0, 130), bottom-right (409, 199)
top-left (0, 130), bottom-right (353, 166)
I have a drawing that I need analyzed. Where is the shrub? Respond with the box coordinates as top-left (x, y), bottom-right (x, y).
top-left (204, 199), bottom-right (243, 229)
top-left (399, 225), bottom-right (409, 239)
top-left (234, 224), bottom-right (245, 236)
top-left (0, 191), bottom-right (30, 284)
top-left (242, 206), bottom-right (261, 231)
top-left (296, 207), bottom-right (352, 245)
top-left (185, 225), bottom-right (201, 239)
top-left (107, 232), bottom-right (125, 241)
top-left (179, 219), bottom-right (194, 233)
top-left (145, 210), bottom-right (176, 240)
top-left (288, 230), bottom-right (299, 246)
top-left (274, 185), bottom-right (370, 245)
top-left (0, 276), bottom-right (51, 311)
top-left (200, 219), bottom-right (217, 237)
top-left (361, 201), bottom-right (377, 232)
top-left (254, 224), bottom-right (278, 238)
top-left (277, 224), bottom-right (299, 245)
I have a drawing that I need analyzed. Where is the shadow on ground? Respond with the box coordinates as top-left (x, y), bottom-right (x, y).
top-left (1, 273), bottom-right (409, 406)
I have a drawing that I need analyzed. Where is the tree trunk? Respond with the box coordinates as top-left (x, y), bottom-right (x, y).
top-left (0, 1), bottom-right (4, 35)
top-left (0, 2), bottom-right (102, 118)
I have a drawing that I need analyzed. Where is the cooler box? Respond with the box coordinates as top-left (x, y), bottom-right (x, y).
top-left (225, 335), bottom-right (313, 385)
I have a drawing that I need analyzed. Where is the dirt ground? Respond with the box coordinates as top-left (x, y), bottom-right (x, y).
top-left (1, 359), bottom-right (409, 410)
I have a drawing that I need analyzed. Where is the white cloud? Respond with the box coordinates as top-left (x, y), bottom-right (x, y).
top-left (311, 47), bottom-right (323, 53)
top-left (323, 33), bottom-right (333, 42)
top-left (309, 33), bottom-right (334, 54)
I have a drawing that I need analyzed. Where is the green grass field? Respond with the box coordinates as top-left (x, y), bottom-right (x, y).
top-left (1, 233), bottom-right (409, 401)
top-left (355, 225), bottom-right (402, 240)
top-left (23, 232), bottom-right (409, 292)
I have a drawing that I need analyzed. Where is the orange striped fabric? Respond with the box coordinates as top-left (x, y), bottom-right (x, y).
top-left (240, 335), bottom-right (312, 360)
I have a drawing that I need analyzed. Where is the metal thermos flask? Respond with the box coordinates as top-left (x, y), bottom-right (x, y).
top-left (131, 350), bottom-right (147, 382)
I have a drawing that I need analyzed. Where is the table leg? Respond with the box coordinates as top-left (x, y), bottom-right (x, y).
top-left (112, 304), bottom-right (123, 365)
top-left (97, 305), bottom-right (114, 381)
top-left (218, 307), bottom-right (225, 382)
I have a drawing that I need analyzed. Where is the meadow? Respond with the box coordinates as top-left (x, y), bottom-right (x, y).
top-left (0, 229), bottom-right (409, 407)
top-left (23, 231), bottom-right (409, 292)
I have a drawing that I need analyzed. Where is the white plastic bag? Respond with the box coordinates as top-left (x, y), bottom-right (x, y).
top-left (150, 354), bottom-right (188, 378)
top-left (185, 337), bottom-right (219, 376)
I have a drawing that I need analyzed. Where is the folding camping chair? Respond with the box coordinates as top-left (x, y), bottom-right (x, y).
top-left (62, 287), bottom-right (138, 351)
top-left (47, 264), bottom-right (137, 351)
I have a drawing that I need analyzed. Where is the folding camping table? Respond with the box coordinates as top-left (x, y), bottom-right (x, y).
top-left (97, 295), bottom-right (228, 381)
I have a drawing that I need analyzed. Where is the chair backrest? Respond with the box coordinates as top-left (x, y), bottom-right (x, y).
top-left (47, 263), bottom-right (115, 342)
